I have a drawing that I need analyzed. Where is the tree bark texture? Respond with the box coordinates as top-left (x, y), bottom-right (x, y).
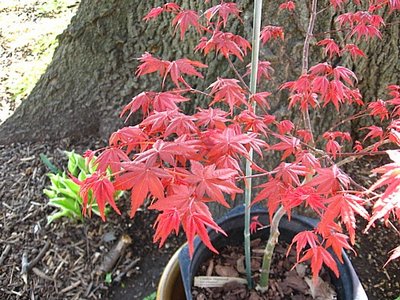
top-left (0, 0), bottom-right (398, 146)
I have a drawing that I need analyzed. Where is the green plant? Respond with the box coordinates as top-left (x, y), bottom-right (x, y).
top-left (143, 292), bottom-right (156, 300)
top-left (104, 272), bottom-right (112, 284)
top-left (43, 151), bottom-right (122, 223)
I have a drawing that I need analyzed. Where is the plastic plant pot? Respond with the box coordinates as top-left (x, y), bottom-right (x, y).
top-left (178, 205), bottom-right (367, 300)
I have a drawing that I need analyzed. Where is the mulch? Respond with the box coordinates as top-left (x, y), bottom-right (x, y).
top-left (0, 138), bottom-right (183, 300)
top-left (0, 138), bottom-right (399, 300)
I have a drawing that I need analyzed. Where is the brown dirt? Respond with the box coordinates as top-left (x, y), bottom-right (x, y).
top-left (0, 138), bottom-right (184, 300)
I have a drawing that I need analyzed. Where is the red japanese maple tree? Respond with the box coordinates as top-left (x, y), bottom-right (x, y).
top-left (75, 0), bottom-right (400, 292)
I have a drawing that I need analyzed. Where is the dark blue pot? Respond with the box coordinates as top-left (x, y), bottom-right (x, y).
top-left (178, 205), bottom-right (367, 300)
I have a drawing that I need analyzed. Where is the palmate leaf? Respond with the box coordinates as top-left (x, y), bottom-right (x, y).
top-left (136, 53), bottom-right (206, 88)
top-left (308, 166), bottom-right (350, 195)
top-left (185, 161), bottom-right (242, 207)
top-left (95, 147), bottom-right (130, 173)
top-left (150, 185), bottom-right (226, 256)
top-left (153, 209), bottom-right (181, 247)
top-left (172, 10), bottom-right (201, 40)
top-left (204, 2), bottom-right (241, 27)
top-left (208, 78), bottom-right (248, 112)
top-left (367, 150), bottom-right (400, 229)
top-left (78, 173), bottom-right (121, 221)
top-left (299, 246), bottom-right (339, 284)
top-left (114, 162), bottom-right (171, 217)
top-left (319, 193), bottom-right (368, 244)
top-left (195, 31), bottom-right (251, 61)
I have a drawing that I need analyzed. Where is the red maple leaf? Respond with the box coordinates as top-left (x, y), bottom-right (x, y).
top-left (136, 52), bottom-right (169, 78)
top-left (207, 125), bottom-right (265, 161)
top-left (279, 1), bottom-right (296, 11)
top-left (325, 232), bottom-right (354, 263)
top-left (172, 10), bottom-right (201, 40)
top-left (274, 162), bottom-right (307, 187)
top-left (362, 125), bottom-right (384, 141)
top-left (253, 179), bottom-right (288, 217)
top-left (308, 166), bottom-right (350, 195)
top-left (194, 107), bottom-right (229, 130)
top-left (185, 161), bottom-right (242, 207)
top-left (260, 26), bottom-right (284, 45)
top-left (244, 61), bottom-right (274, 83)
top-left (320, 193), bottom-right (368, 243)
top-left (249, 92), bottom-right (272, 110)
top-left (277, 120), bottom-right (294, 135)
top-left (134, 139), bottom-right (194, 166)
top-left (299, 246), bottom-right (339, 284)
top-left (208, 78), bottom-right (248, 112)
top-left (342, 44), bottom-right (366, 59)
top-left (95, 147), bottom-right (130, 173)
top-left (150, 185), bottom-right (226, 256)
top-left (235, 110), bottom-right (268, 135)
top-left (250, 216), bottom-right (263, 234)
top-left (205, 2), bottom-right (241, 27)
top-left (296, 151), bottom-right (321, 171)
top-left (296, 130), bottom-right (314, 144)
top-left (153, 208), bottom-right (180, 247)
top-left (270, 135), bottom-right (301, 159)
top-left (367, 150), bottom-right (400, 229)
top-left (143, 7), bottom-right (164, 21)
top-left (140, 110), bottom-right (179, 134)
top-left (195, 31), bottom-right (250, 61)
top-left (288, 230), bottom-right (319, 261)
top-left (325, 139), bottom-right (342, 159)
top-left (77, 173), bottom-right (121, 221)
top-left (109, 126), bottom-right (148, 154)
top-left (143, 3), bottom-right (181, 21)
top-left (164, 59), bottom-right (207, 87)
top-left (368, 99), bottom-right (389, 121)
top-left (136, 53), bottom-right (207, 88)
top-left (384, 246), bottom-right (400, 267)
top-left (153, 92), bottom-right (190, 111)
top-left (289, 186), bottom-right (326, 213)
top-left (165, 113), bottom-right (198, 136)
top-left (120, 92), bottom-right (154, 118)
top-left (114, 161), bottom-right (171, 217)
top-left (316, 39), bottom-right (340, 59)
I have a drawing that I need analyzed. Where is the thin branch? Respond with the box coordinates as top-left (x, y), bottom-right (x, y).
top-left (337, 140), bottom-right (390, 167)
top-left (227, 56), bottom-right (251, 91)
top-left (300, 0), bottom-right (318, 147)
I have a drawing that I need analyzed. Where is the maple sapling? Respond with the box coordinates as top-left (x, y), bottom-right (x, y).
top-left (74, 0), bottom-right (400, 296)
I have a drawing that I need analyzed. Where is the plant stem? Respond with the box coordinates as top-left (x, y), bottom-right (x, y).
top-left (244, 0), bottom-right (263, 288)
top-left (257, 206), bottom-right (286, 291)
top-left (301, 0), bottom-right (318, 147)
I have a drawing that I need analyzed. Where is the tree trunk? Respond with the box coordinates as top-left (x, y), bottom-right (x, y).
top-left (0, 0), bottom-right (397, 146)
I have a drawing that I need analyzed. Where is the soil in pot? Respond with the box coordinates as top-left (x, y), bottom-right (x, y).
top-left (192, 239), bottom-right (336, 300)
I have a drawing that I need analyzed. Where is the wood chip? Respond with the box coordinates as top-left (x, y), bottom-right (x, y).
top-left (0, 244), bottom-right (11, 265)
top-left (60, 280), bottom-right (81, 294)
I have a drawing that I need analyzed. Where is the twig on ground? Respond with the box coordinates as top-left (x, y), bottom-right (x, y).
top-left (32, 267), bottom-right (54, 281)
top-left (21, 252), bottom-right (29, 284)
top-left (96, 234), bottom-right (132, 275)
top-left (21, 241), bottom-right (51, 284)
top-left (0, 244), bottom-right (11, 265)
top-left (114, 258), bottom-right (141, 282)
top-left (60, 280), bottom-right (81, 294)
top-left (27, 241), bottom-right (50, 271)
